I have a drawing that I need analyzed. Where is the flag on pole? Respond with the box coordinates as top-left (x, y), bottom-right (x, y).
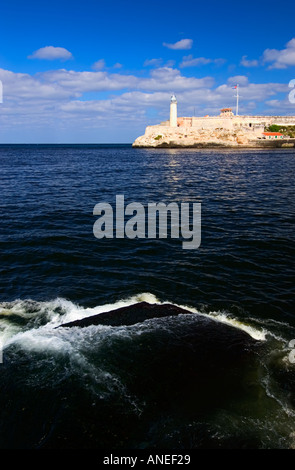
top-left (232, 85), bottom-right (237, 89)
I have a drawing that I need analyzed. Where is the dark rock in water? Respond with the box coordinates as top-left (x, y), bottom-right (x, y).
top-left (54, 301), bottom-right (263, 449)
top-left (60, 301), bottom-right (198, 328)
top-left (59, 301), bottom-right (260, 358)
top-left (1, 301), bottom-right (264, 450)
top-left (59, 301), bottom-right (261, 363)
top-left (59, 301), bottom-right (255, 344)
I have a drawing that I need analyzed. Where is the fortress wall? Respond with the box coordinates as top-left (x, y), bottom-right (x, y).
top-left (142, 116), bottom-right (295, 140)
top-left (191, 117), bottom-right (233, 130)
top-left (142, 124), bottom-right (264, 140)
top-left (265, 116), bottom-right (295, 125)
top-left (155, 116), bottom-right (295, 130)
top-left (232, 116), bottom-right (295, 126)
top-left (191, 115), bottom-right (295, 129)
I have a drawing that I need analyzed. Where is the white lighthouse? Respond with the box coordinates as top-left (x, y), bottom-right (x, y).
top-left (170, 94), bottom-right (177, 127)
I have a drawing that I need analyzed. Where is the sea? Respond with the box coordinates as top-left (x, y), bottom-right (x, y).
top-left (0, 144), bottom-right (294, 450)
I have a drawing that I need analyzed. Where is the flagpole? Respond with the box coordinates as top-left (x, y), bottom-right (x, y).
top-left (236, 84), bottom-right (239, 116)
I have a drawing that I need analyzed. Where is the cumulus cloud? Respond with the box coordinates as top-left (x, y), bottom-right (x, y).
top-left (180, 56), bottom-right (211, 67)
top-left (165, 60), bottom-right (176, 67)
top-left (227, 75), bottom-right (249, 86)
top-left (263, 38), bottom-right (295, 69)
top-left (180, 55), bottom-right (225, 68)
top-left (38, 66), bottom-right (213, 95)
top-left (40, 69), bottom-right (139, 93)
top-left (92, 60), bottom-right (123, 71)
top-left (0, 66), bottom-right (287, 111)
top-left (0, 64), bottom-right (291, 142)
top-left (163, 39), bottom-right (193, 50)
top-left (28, 46), bottom-right (73, 61)
top-left (0, 68), bottom-right (79, 101)
top-left (144, 58), bottom-right (163, 67)
top-left (144, 59), bottom-right (176, 68)
top-left (140, 67), bottom-right (214, 91)
top-left (92, 59), bottom-right (106, 70)
top-left (264, 97), bottom-right (295, 114)
top-left (240, 55), bottom-right (259, 67)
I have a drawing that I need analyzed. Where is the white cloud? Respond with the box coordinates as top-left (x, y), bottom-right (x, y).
top-left (165, 60), bottom-right (176, 67)
top-left (37, 67), bottom-right (213, 95)
top-left (227, 75), bottom-right (249, 86)
top-left (92, 59), bottom-right (106, 70)
top-left (59, 77), bottom-right (289, 121)
top-left (264, 97), bottom-right (295, 114)
top-left (263, 38), bottom-right (295, 69)
top-left (28, 46), bottom-right (73, 61)
top-left (92, 60), bottom-right (123, 71)
top-left (240, 55), bottom-right (259, 67)
top-left (0, 68), bottom-right (79, 101)
top-left (144, 58), bottom-right (163, 67)
top-left (0, 66), bottom-right (287, 112)
top-left (0, 64), bottom-right (292, 142)
top-left (144, 59), bottom-right (176, 68)
top-left (180, 56), bottom-right (211, 67)
top-left (40, 69), bottom-right (139, 93)
top-left (180, 55), bottom-right (225, 68)
top-left (163, 39), bottom-right (193, 50)
top-left (140, 67), bottom-right (214, 91)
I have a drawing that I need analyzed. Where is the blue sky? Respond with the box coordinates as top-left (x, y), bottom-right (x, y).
top-left (0, 0), bottom-right (295, 142)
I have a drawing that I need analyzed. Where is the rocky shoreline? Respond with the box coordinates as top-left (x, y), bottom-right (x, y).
top-left (133, 139), bottom-right (295, 149)
top-left (132, 125), bottom-right (295, 149)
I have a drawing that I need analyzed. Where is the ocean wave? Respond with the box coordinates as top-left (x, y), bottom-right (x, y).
top-left (0, 292), bottom-right (276, 351)
top-left (1, 292), bottom-right (295, 449)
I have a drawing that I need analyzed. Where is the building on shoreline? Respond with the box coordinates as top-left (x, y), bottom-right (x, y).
top-left (262, 132), bottom-right (288, 140)
top-left (133, 95), bottom-right (295, 148)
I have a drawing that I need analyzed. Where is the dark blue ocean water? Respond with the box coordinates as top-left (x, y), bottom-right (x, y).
top-left (0, 144), bottom-right (295, 449)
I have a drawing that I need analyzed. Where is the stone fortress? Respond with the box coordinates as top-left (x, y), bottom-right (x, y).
top-left (132, 95), bottom-right (295, 148)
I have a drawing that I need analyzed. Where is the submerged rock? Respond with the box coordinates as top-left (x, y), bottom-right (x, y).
top-left (59, 301), bottom-right (260, 352)
top-left (62, 301), bottom-right (214, 325)
top-left (60, 301), bottom-right (193, 328)
top-left (1, 301), bottom-right (268, 449)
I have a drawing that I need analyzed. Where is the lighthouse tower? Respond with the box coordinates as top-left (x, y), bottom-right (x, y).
top-left (170, 94), bottom-right (177, 127)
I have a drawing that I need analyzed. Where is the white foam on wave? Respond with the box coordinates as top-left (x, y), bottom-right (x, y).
top-left (42, 293), bottom-right (160, 328)
top-left (2, 324), bottom-right (143, 411)
top-left (6, 329), bottom-right (74, 355)
top-left (0, 293), bottom-right (157, 350)
top-left (66, 291), bottom-right (267, 341)
top-left (0, 292), bottom-right (267, 351)
top-left (2, 292), bottom-right (293, 442)
top-left (176, 306), bottom-right (267, 341)
top-left (124, 293), bottom-right (267, 341)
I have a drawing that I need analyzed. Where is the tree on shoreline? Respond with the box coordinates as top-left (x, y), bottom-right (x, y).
top-left (265, 124), bottom-right (295, 137)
